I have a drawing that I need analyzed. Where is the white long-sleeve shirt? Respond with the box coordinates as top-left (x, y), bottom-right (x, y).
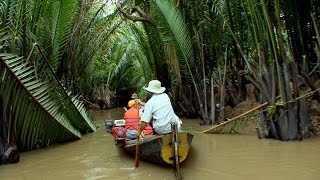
top-left (141, 93), bottom-right (181, 134)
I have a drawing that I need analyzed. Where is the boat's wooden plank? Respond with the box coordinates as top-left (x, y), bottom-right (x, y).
top-left (125, 135), bottom-right (162, 146)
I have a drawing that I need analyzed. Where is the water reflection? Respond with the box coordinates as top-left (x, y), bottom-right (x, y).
top-left (0, 109), bottom-right (320, 180)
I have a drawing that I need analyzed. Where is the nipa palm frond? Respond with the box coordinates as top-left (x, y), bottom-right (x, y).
top-left (129, 23), bottom-right (153, 80)
top-left (153, 0), bottom-right (199, 85)
top-left (0, 53), bottom-right (80, 150)
top-left (51, 0), bottom-right (77, 70)
top-left (0, 46), bottom-right (95, 150)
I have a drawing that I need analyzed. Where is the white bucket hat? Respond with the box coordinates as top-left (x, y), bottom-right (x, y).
top-left (131, 93), bottom-right (138, 99)
top-left (144, 80), bottom-right (165, 94)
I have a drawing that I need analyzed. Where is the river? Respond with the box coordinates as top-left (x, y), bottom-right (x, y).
top-left (0, 108), bottom-right (320, 180)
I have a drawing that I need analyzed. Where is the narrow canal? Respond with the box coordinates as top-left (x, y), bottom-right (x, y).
top-left (1, 108), bottom-right (320, 180)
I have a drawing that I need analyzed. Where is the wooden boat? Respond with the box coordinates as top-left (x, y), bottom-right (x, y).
top-left (119, 132), bottom-right (193, 165)
top-left (105, 119), bottom-right (193, 165)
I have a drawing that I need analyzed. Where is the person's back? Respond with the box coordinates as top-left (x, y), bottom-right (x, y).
top-left (136, 80), bottom-right (182, 136)
top-left (124, 100), bottom-right (152, 138)
top-left (124, 106), bottom-right (138, 130)
top-left (124, 106), bottom-right (138, 119)
top-left (142, 93), bottom-right (181, 134)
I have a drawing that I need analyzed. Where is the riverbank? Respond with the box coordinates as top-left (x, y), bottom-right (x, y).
top-left (223, 98), bottom-right (320, 137)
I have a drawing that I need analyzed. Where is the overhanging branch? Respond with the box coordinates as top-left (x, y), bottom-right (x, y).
top-left (116, 3), bottom-right (155, 26)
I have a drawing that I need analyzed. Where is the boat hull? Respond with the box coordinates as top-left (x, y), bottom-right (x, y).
top-left (120, 132), bottom-right (193, 165)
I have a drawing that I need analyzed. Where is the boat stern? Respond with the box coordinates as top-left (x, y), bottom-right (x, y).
top-left (161, 132), bottom-right (193, 165)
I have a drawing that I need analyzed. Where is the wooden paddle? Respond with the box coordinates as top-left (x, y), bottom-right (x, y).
top-left (135, 100), bottom-right (140, 167)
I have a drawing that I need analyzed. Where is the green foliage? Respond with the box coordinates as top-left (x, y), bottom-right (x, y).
top-left (1, 0), bottom-right (319, 141)
top-left (129, 23), bottom-right (153, 82)
top-left (51, 0), bottom-right (77, 70)
top-left (0, 0), bottom-right (97, 150)
top-left (152, 0), bottom-right (196, 83)
top-left (0, 50), bottom-right (95, 150)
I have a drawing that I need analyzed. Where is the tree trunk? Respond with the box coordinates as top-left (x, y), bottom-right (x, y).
top-left (210, 77), bottom-right (215, 125)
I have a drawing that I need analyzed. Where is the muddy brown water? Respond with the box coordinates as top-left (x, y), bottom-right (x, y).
top-left (1, 108), bottom-right (320, 180)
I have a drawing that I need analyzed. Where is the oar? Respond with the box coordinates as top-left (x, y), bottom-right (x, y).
top-left (171, 123), bottom-right (181, 179)
top-left (135, 101), bottom-right (140, 167)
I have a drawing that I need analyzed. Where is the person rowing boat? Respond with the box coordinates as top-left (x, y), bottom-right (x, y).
top-left (134, 80), bottom-right (182, 136)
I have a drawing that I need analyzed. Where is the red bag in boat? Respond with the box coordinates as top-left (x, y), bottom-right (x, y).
top-left (111, 127), bottom-right (127, 139)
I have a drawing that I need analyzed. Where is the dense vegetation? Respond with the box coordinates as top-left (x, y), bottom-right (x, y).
top-left (1, 0), bottom-right (320, 157)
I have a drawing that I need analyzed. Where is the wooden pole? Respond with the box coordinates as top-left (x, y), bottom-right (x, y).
top-left (255, 127), bottom-right (263, 139)
top-left (135, 102), bottom-right (140, 167)
top-left (202, 102), bottom-right (268, 133)
top-left (171, 123), bottom-right (181, 179)
top-left (202, 95), bottom-right (286, 134)
top-left (210, 77), bottom-right (215, 125)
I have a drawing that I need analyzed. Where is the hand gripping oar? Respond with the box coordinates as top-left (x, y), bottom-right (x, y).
top-left (135, 101), bottom-right (140, 167)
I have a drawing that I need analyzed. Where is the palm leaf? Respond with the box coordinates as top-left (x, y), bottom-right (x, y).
top-left (152, 0), bottom-right (205, 117)
top-left (51, 0), bottom-right (77, 70)
top-left (129, 23), bottom-right (154, 81)
top-left (0, 54), bottom-right (80, 150)
top-left (0, 45), bottom-right (95, 150)
top-left (153, 0), bottom-right (196, 82)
